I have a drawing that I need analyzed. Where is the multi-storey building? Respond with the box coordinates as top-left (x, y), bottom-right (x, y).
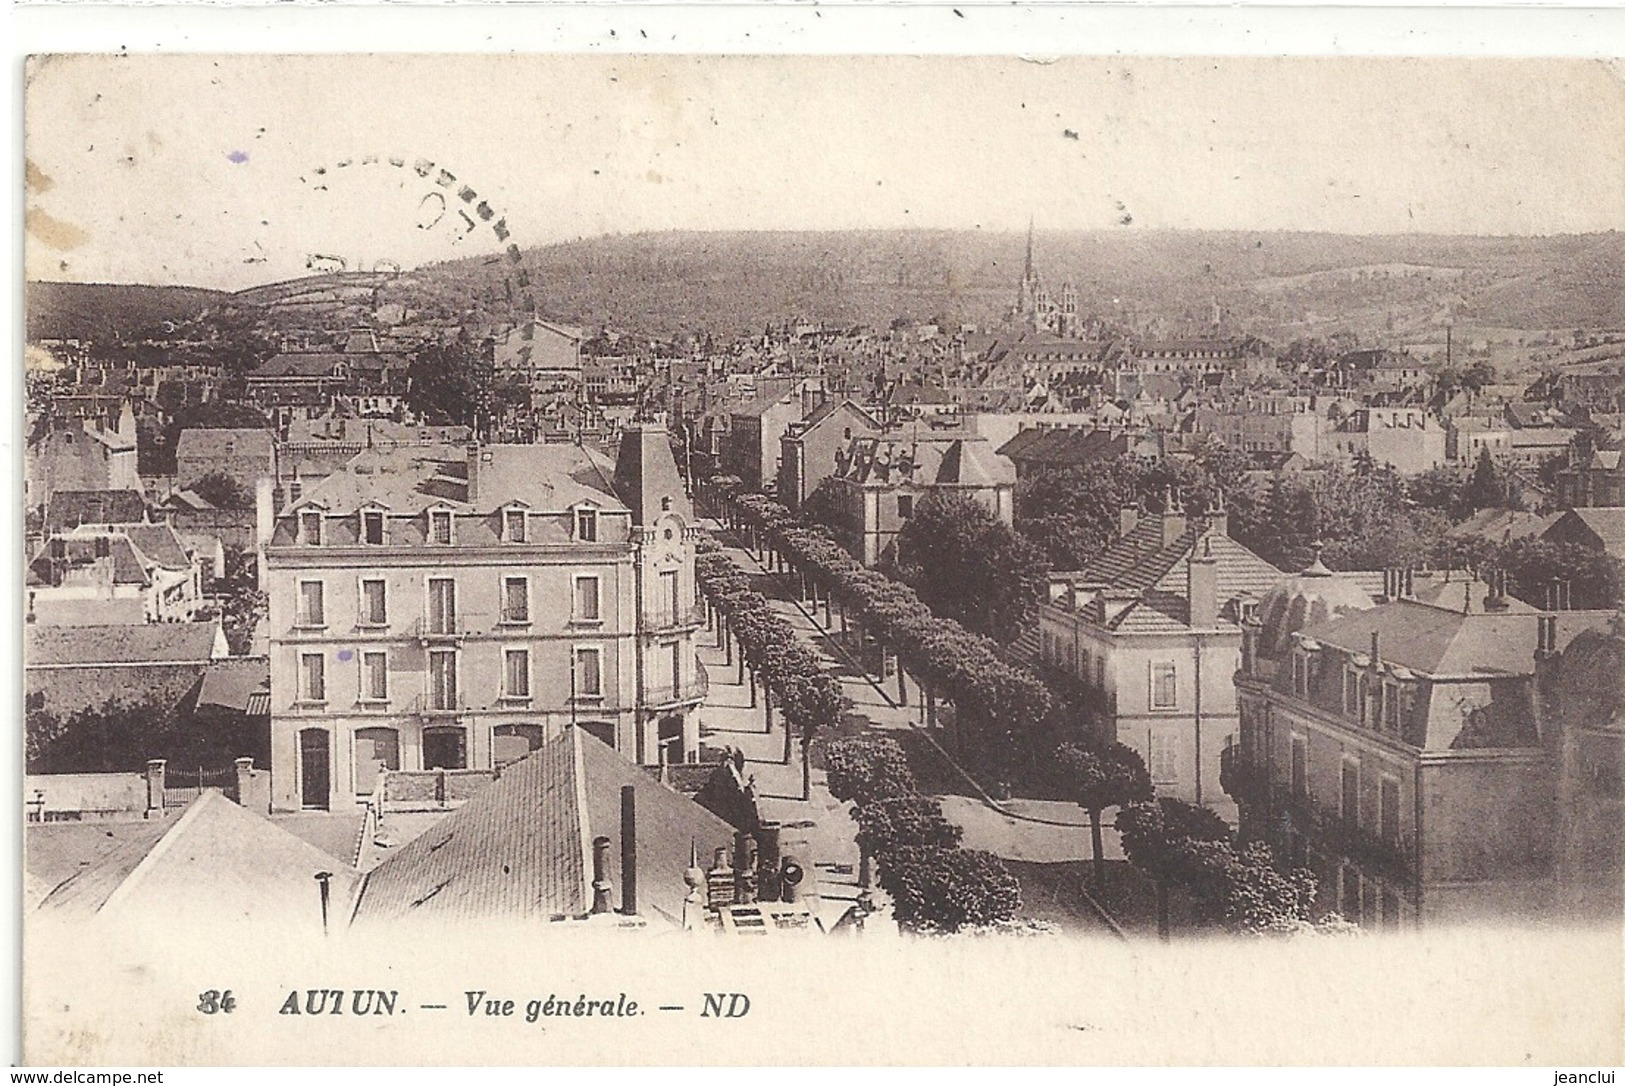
top-left (263, 426), bottom-right (705, 812)
top-left (1033, 499), bottom-right (1284, 821)
top-left (1229, 570), bottom-right (1617, 927)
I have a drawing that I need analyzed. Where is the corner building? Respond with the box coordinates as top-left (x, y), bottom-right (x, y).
top-left (264, 426), bottom-right (704, 811)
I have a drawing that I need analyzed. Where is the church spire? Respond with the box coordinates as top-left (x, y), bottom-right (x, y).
top-left (1023, 215), bottom-right (1035, 280)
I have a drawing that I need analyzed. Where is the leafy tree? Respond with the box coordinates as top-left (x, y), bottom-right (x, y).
top-left (191, 471), bottom-right (252, 511)
top-left (823, 736), bottom-right (917, 806)
top-left (406, 333), bottom-right (490, 429)
top-left (876, 845), bottom-right (1022, 934)
top-left (217, 544), bottom-right (267, 655)
top-left (853, 795), bottom-right (963, 858)
top-left (1116, 798), bottom-right (1231, 939)
top-left (894, 492), bottom-right (1048, 644)
top-left (1055, 742), bottom-right (1154, 891)
top-left (27, 695), bottom-right (268, 775)
top-left (1464, 447), bottom-right (1507, 511)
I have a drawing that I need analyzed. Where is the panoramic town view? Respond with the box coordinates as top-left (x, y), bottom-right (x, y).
top-left (21, 56), bottom-right (1624, 948)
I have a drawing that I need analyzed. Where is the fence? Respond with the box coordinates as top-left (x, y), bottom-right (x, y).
top-left (163, 766), bottom-right (240, 805)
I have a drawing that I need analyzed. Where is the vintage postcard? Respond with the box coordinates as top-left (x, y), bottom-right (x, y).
top-left (17, 51), bottom-right (1625, 1066)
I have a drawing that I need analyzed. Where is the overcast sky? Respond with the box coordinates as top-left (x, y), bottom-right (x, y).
top-left (24, 55), bottom-right (1625, 291)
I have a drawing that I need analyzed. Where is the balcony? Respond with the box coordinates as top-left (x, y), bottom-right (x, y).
top-left (642, 665), bottom-right (709, 710)
top-left (410, 616), bottom-right (470, 644)
top-left (641, 601), bottom-right (707, 633)
top-left (408, 694), bottom-right (472, 717)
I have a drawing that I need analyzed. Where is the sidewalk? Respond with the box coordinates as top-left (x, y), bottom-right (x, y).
top-left (697, 520), bottom-right (1121, 934)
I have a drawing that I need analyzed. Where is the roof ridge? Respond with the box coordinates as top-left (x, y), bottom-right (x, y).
top-left (95, 793), bottom-right (215, 916)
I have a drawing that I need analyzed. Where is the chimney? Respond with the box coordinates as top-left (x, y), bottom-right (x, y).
top-left (144, 759), bottom-right (166, 818)
top-left (1370, 630), bottom-right (1381, 664)
top-left (1160, 489), bottom-right (1188, 547)
top-left (315, 871), bottom-right (333, 935)
top-left (780, 857), bottom-right (805, 904)
top-left (1188, 536), bottom-right (1218, 629)
top-left (465, 443), bottom-right (482, 504)
top-left (1119, 503), bottom-right (1141, 538)
top-left (590, 836), bottom-right (615, 914)
top-left (732, 831), bottom-right (759, 905)
top-left (619, 784), bottom-right (638, 917)
top-left (234, 757), bottom-right (254, 808)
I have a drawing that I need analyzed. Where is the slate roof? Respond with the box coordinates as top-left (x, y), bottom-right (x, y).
top-left (1444, 508), bottom-right (1559, 545)
top-left (1074, 516), bottom-right (1284, 632)
top-left (175, 428), bottom-right (274, 463)
top-left (195, 658), bottom-right (271, 715)
top-left (351, 728), bottom-right (735, 929)
top-left (35, 792), bottom-right (359, 930)
top-left (1299, 585), bottom-right (1544, 678)
top-left (1565, 507), bottom-right (1625, 555)
top-left (26, 623), bottom-right (226, 667)
top-left (997, 427), bottom-right (1128, 468)
top-left (28, 534), bottom-right (150, 588)
top-left (44, 490), bottom-right (147, 531)
top-left (285, 443), bottom-right (623, 521)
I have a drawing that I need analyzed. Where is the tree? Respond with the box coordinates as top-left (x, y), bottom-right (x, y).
top-left (27, 695), bottom-right (268, 775)
top-left (1055, 742), bottom-right (1154, 891)
top-left (894, 492), bottom-right (1048, 644)
top-left (217, 544), bottom-right (267, 655)
top-left (853, 795), bottom-right (963, 858)
top-left (876, 845), bottom-right (1022, 933)
top-left (191, 471), bottom-right (252, 510)
top-left (406, 334), bottom-right (489, 428)
top-left (1464, 446), bottom-right (1506, 512)
top-left (823, 736), bottom-right (917, 806)
top-left (1116, 798), bottom-right (1231, 939)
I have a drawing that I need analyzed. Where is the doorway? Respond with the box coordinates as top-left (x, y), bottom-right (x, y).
top-left (422, 726), bottom-right (467, 770)
top-left (299, 728), bottom-right (330, 809)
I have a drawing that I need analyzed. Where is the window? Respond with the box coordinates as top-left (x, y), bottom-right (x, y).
top-left (1381, 889), bottom-right (1401, 930)
top-left (297, 580), bottom-right (325, 627)
top-left (429, 650), bottom-right (458, 710)
top-left (1380, 776), bottom-right (1400, 842)
top-left (501, 576), bottom-right (530, 624)
top-left (574, 575), bottom-right (602, 623)
top-left (427, 577), bottom-right (457, 634)
top-left (360, 651), bottom-right (388, 702)
top-left (574, 646), bottom-right (603, 699)
top-left (429, 509), bottom-right (453, 545)
top-left (504, 648), bottom-right (531, 699)
top-left (1344, 666), bottom-right (1360, 717)
top-left (300, 652), bottom-right (326, 703)
top-left (1341, 760), bottom-right (1360, 826)
top-left (362, 510), bottom-right (385, 545)
top-left (1358, 673), bottom-right (1371, 726)
top-left (504, 509), bottom-right (527, 543)
top-left (660, 568), bottom-right (680, 625)
top-left (1095, 655), bottom-right (1106, 689)
top-left (1149, 661), bottom-right (1178, 710)
top-left (300, 511), bottom-right (323, 546)
top-left (1382, 682), bottom-right (1399, 732)
top-left (359, 579), bottom-right (387, 626)
top-left (1291, 734), bottom-right (1308, 796)
top-left (1148, 731), bottom-right (1179, 783)
top-left (575, 507), bottom-right (598, 542)
top-left (1292, 653), bottom-right (1308, 697)
top-left (897, 494), bottom-right (913, 519)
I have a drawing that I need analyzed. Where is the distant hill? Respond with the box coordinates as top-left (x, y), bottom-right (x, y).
top-left (26, 282), bottom-right (227, 341)
top-left (30, 229), bottom-right (1625, 346)
top-left (394, 228), bottom-right (1625, 342)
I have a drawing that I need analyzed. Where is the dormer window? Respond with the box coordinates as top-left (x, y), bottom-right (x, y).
top-left (362, 510), bottom-right (385, 546)
top-left (429, 509), bottom-right (453, 545)
top-left (504, 509), bottom-right (527, 543)
top-left (300, 511), bottom-right (323, 546)
top-left (575, 507), bottom-right (598, 542)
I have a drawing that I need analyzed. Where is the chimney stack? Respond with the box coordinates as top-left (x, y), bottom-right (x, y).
top-left (1160, 488), bottom-right (1188, 547)
top-left (1118, 503), bottom-right (1141, 538)
top-left (619, 785), bottom-right (638, 917)
top-left (590, 835), bottom-right (614, 914)
top-left (1187, 536), bottom-right (1219, 629)
top-left (465, 443), bottom-right (482, 504)
top-left (1370, 630), bottom-right (1381, 664)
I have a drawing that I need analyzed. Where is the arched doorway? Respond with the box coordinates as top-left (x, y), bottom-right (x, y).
top-left (422, 726), bottom-right (467, 770)
top-left (299, 728), bottom-right (330, 810)
top-left (492, 723), bottom-right (545, 768)
top-left (354, 727), bottom-right (400, 797)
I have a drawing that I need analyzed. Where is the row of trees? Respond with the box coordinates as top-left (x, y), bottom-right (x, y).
top-left (714, 486), bottom-right (1052, 781)
top-left (892, 492), bottom-right (1048, 645)
top-left (693, 541), bottom-right (846, 799)
top-left (825, 735), bottom-right (1022, 934)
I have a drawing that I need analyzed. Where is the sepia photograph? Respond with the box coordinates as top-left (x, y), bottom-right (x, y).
top-left (15, 43), bottom-right (1625, 1067)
